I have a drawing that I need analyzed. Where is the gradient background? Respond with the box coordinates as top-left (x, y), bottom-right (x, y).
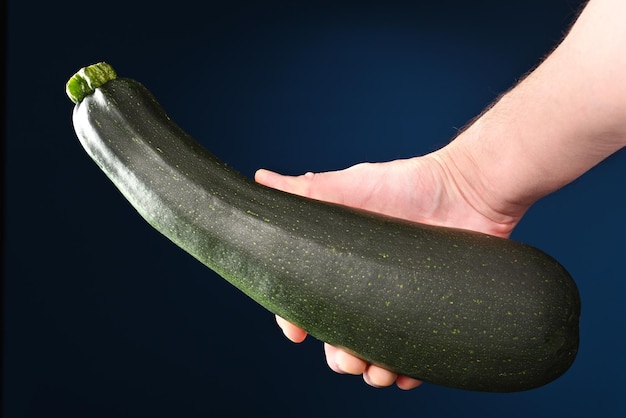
top-left (5, 0), bottom-right (626, 417)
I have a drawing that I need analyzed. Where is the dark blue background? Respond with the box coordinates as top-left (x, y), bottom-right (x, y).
top-left (5, 0), bottom-right (625, 417)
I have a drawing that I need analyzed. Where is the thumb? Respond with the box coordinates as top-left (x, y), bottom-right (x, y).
top-left (254, 168), bottom-right (315, 197)
top-left (254, 168), bottom-right (352, 205)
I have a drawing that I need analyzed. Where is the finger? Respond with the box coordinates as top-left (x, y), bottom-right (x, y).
top-left (363, 364), bottom-right (398, 388)
top-left (254, 168), bottom-right (356, 205)
top-left (254, 169), bottom-right (315, 197)
top-left (323, 344), bottom-right (343, 374)
top-left (324, 344), bottom-right (367, 375)
top-left (275, 315), bottom-right (307, 343)
top-left (396, 375), bottom-right (424, 390)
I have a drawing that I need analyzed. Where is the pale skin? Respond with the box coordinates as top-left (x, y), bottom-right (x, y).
top-left (254, 0), bottom-right (626, 389)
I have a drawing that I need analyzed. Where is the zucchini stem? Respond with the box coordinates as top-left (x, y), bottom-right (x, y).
top-left (66, 62), bottom-right (117, 104)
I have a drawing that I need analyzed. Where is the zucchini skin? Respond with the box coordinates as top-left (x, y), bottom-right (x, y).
top-left (70, 68), bottom-right (580, 392)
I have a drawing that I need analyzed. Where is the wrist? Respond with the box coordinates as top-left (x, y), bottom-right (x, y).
top-left (429, 123), bottom-right (530, 238)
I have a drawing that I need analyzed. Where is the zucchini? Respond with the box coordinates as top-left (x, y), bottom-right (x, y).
top-left (66, 62), bottom-right (580, 392)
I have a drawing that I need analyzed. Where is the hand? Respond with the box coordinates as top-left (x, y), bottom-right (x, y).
top-left (255, 154), bottom-right (524, 390)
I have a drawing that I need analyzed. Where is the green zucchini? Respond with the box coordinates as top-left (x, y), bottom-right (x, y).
top-left (67, 62), bottom-right (580, 392)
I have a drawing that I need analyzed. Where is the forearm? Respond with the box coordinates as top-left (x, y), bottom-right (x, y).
top-left (436, 0), bottom-right (626, 219)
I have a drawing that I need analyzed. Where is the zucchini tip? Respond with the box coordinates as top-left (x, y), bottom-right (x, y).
top-left (66, 62), bottom-right (117, 104)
